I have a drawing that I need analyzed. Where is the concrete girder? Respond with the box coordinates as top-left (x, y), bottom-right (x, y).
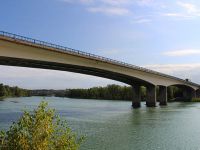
top-left (0, 37), bottom-right (199, 91)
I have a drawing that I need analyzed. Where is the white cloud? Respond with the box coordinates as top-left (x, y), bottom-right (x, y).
top-left (100, 0), bottom-right (131, 6)
top-left (0, 65), bottom-right (125, 89)
top-left (163, 1), bottom-right (200, 19)
top-left (162, 13), bottom-right (193, 19)
top-left (144, 63), bottom-right (200, 83)
top-left (80, 0), bottom-right (93, 3)
top-left (60, 0), bottom-right (200, 21)
top-left (132, 18), bottom-right (151, 24)
top-left (136, 0), bottom-right (154, 6)
top-left (163, 49), bottom-right (200, 57)
top-left (177, 1), bottom-right (198, 14)
top-left (145, 64), bottom-right (200, 73)
top-left (87, 6), bottom-right (130, 16)
top-left (61, 0), bottom-right (131, 16)
top-left (97, 49), bottom-right (123, 58)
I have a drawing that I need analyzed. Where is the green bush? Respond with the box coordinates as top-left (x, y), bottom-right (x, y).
top-left (0, 101), bottom-right (84, 150)
top-left (191, 98), bottom-right (200, 102)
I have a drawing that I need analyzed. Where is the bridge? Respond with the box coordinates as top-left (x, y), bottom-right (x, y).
top-left (0, 31), bottom-right (199, 108)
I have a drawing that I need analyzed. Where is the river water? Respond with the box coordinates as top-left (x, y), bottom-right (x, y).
top-left (0, 97), bottom-right (200, 150)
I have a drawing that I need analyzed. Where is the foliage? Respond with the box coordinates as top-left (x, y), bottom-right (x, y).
top-left (66, 84), bottom-right (135, 101)
top-left (66, 84), bottom-right (151, 101)
top-left (191, 98), bottom-right (200, 102)
top-left (0, 101), bottom-right (84, 150)
top-left (0, 83), bottom-right (30, 98)
top-left (167, 86), bottom-right (184, 101)
top-left (30, 90), bottom-right (66, 97)
top-left (66, 84), bottom-right (190, 102)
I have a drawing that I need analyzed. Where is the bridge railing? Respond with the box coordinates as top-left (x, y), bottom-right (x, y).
top-left (0, 31), bottom-right (199, 86)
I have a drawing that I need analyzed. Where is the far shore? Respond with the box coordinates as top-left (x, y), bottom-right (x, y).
top-left (1, 96), bottom-right (200, 103)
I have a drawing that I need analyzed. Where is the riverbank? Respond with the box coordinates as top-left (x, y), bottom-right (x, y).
top-left (0, 96), bottom-right (31, 101)
top-left (0, 96), bottom-right (18, 101)
top-left (0, 96), bottom-right (7, 101)
top-left (191, 98), bottom-right (200, 102)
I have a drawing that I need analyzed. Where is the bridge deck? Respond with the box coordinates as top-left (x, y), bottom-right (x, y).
top-left (0, 31), bottom-right (199, 87)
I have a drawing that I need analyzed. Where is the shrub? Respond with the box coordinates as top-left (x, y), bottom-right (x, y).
top-left (0, 101), bottom-right (84, 150)
top-left (191, 98), bottom-right (200, 102)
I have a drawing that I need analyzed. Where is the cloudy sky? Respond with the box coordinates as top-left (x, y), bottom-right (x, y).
top-left (1, 0), bottom-right (200, 89)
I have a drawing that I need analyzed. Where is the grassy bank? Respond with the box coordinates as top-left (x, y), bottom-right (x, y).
top-left (191, 98), bottom-right (200, 102)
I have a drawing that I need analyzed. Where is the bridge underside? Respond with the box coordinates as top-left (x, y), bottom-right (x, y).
top-left (0, 57), bottom-right (199, 108)
top-left (0, 56), bottom-right (153, 86)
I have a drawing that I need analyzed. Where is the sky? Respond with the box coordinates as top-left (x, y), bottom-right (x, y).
top-left (1, 0), bottom-right (200, 89)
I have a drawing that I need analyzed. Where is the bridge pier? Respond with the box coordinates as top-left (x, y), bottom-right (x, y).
top-left (146, 85), bottom-right (156, 107)
top-left (158, 86), bottom-right (167, 106)
top-left (132, 85), bottom-right (141, 108)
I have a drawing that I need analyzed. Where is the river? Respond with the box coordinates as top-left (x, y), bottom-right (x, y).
top-left (0, 97), bottom-right (200, 150)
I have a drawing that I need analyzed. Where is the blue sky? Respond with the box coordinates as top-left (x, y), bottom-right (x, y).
top-left (1, 0), bottom-right (200, 89)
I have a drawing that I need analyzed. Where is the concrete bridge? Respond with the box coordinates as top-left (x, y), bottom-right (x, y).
top-left (0, 31), bottom-right (199, 108)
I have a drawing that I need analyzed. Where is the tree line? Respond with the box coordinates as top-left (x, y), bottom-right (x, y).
top-left (0, 83), bottom-right (185, 101)
top-left (66, 85), bottom-right (185, 101)
top-left (0, 83), bottom-right (30, 98)
top-left (66, 85), bottom-right (147, 101)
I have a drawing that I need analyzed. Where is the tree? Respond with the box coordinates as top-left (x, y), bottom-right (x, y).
top-left (0, 84), bottom-right (6, 97)
top-left (0, 101), bottom-right (84, 150)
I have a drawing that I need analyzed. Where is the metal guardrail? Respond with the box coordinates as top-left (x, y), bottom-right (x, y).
top-left (0, 31), bottom-right (199, 87)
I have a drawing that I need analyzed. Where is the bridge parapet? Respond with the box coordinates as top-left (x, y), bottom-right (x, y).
top-left (0, 31), bottom-right (199, 89)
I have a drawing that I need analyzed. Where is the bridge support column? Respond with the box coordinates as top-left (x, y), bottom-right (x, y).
top-left (146, 85), bottom-right (156, 107)
top-left (158, 86), bottom-right (167, 106)
top-left (132, 85), bottom-right (141, 108)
